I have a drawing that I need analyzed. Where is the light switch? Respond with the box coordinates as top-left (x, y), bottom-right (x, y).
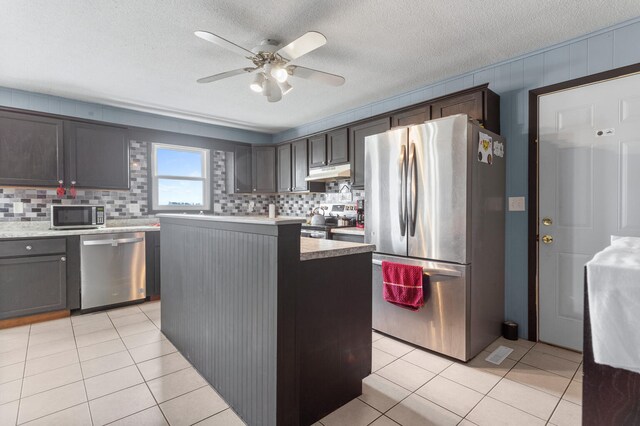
top-left (13, 202), bottom-right (24, 214)
top-left (508, 197), bottom-right (526, 212)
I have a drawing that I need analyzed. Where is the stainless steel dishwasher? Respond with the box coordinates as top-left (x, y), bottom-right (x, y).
top-left (80, 232), bottom-right (146, 310)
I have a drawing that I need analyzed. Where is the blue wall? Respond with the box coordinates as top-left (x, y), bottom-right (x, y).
top-left (273, 18), bottom-right (640, 338)
top-left (0, 87), bottom-right (271, 144)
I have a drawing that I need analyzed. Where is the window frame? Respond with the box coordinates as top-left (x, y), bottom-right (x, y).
top-left (151, 143), bottom-right (210, 211)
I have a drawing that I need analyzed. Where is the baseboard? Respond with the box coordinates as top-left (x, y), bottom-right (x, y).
top-left (0, 310), bottom-right (70, 330)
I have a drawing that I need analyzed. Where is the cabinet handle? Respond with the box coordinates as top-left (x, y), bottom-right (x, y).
top-left (236, 188), bottom-right (240, 191)
top-left (61, 257), bottom-right (66, 262)
top-left (253, 188), bottom-right (256, 191)
top-left (25, 245), bottom-right (32, 251)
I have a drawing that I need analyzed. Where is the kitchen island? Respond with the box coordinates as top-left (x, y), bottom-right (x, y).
top-left (158, 214), bottom-right (374, 426)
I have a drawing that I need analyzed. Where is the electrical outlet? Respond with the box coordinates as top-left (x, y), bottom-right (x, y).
top-left (508, 196), bottom-right (526, 212)
top-left (13, 202), bottom-right (24, 214)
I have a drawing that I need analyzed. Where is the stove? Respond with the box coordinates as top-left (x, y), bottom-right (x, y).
top-left (301, 203), bottom-right (358, 239)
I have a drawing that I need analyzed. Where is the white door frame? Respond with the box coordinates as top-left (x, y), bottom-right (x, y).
top-left (527, 63), bottom-right (640, 343)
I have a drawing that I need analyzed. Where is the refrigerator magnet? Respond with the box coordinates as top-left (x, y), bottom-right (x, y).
top-left (494, 141), bottom-right (504, 158)
top-left (478, 132), bottom-right (493, 164)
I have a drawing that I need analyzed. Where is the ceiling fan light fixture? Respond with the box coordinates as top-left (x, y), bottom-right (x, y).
top-left (271, 65), bottom-right (289, 83)
top-left (278, 80), bottom-right (293, 95)
top-left (250, 73), bottom-right (265, 93)
top-left (265, 79), bottom-right (282, 102)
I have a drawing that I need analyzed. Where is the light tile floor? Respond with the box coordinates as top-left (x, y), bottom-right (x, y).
top-left (0, 302), bottom-right (583, 426)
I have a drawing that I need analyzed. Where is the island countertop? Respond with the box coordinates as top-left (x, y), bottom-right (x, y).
top-left (330, 227), bottom-right (365, 236)
top-left (157, 213), bottom-right (306, 225)
top-left (300, 236), bottom-right (375, 261)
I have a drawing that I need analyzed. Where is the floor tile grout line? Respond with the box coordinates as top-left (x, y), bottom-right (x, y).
top-left (70, 314), bottom-right (94, 426)
top-left (15, 401), bottom-right (89, 426)
top-left (13, 324), bottom-right (31, 426)
top-left (462, 343), bottom-right (565, 424)
top-left (107, 303), bottom-right (173, 426)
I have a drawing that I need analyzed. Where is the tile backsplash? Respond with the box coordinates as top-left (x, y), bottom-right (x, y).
top-left (0, 146), bottom-right (364, 221)
top-left (0, 140), bottom-right (149, 222)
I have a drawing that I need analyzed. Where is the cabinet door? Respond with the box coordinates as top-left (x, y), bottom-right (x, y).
top-left (66, 121), bottom-right (129, 189)
top-left (277, 144), bottom-right (292, 192)
top-left (327, 128), bottom-right (349, 165)
top-left (392, 106), bottom-right (430, 127)
top-left (0, 255), bottom-right (67, 320)
top-left (308, 135), bottom-right (327, 168)
top-left (292, 139), bottom-right (310, 192)
top-left (431, 91), bottom-right (483, 124)
top-left (252, 146), bottom-right (276, 193)
top-left (350, 117), bottom-right (391, 188)
top-left (0, 111), bottom-right (64, 187)
top-left (234, 145), bottom-right (252, 193)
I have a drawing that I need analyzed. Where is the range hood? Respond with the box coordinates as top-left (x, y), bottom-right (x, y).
top-left (305, 163), bottom-right (351, 182)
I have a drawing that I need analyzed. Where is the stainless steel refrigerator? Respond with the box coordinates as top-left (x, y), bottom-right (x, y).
top-left (365, 114), bottom-right (505, 361)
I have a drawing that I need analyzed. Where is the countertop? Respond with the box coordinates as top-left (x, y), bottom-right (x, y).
top-left (0, 219), bottom-right (160, 239)
top-left (300, 237), bottom-right (375, 261)
top-left (330, 227), bottom-right (365, 236)
top-left (158, 214), bottom-right (306, 225)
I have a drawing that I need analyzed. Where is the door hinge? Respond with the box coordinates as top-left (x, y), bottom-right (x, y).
top-left (535, 234), bottom-right (539, 242)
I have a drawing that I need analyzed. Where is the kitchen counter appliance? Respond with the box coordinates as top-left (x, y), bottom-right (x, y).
top-left (51, 205), bottom-right (105, 230)
top-left (366, 114), bottom-right (505, 361)
top-left (301, 203), bottom-right (357, 239)
top-left (80, 232), bottom-right (146, 310)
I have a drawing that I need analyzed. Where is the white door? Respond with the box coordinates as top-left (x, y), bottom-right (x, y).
top-left (538, 72), bottom-right (640, 351)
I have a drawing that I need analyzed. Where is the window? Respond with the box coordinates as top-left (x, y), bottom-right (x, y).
top-left (151, 143), bottom-right (210, 211)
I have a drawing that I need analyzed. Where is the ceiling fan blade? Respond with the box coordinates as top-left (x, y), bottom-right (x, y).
top-left (194, 30), bottom-right (254, 57)
top-left (289, 65), bottom-right (345, 87)
top-left (197, 68), bottom-right (254, 84)
top-left (276, 31), bottom-right (327, 60)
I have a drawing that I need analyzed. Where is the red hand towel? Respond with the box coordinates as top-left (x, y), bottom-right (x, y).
top-left (382, 261), bottom-right (425, 311)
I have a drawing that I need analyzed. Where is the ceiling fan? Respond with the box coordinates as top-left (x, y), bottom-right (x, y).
top-left (194, 30), bottom-right (345, 102)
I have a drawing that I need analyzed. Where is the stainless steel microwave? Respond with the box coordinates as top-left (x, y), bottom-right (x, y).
top-left (50, 205), bottom-right (106, 229)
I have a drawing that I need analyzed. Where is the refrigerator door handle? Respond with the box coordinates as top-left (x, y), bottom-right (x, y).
top-left (408, 142), bottom-right (418, 236)
top-left (371, 259), bottom-right (462, 277)
top-left (398, 144), bottom-right (407, 236)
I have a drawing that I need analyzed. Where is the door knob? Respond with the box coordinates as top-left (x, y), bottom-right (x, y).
top-left (542, 217), bottom-right (552, 226)
top-left (542, 235), bottom-right (554, 244)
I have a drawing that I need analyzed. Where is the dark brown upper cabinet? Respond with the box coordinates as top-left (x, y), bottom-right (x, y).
top-left (391, 106), bottom-right (430, 127)
top-left (277, 144), bottom-right (292, 192)
top-left (0, 111), bottom-right (64, 187)
top-left (327, 128), bottom-right (349, 165)
top-left (350, 117), bottom-right (391, 188)
top-left (252, 146), bottom-right (276, 193)
top-left (290, 139), bottom-right (324, 193)
top-left (65, 121), bottom-right (129, 190)
top-left (308, 134), bottom-right (327, 168)
top-left (431, 88), bottom-right (500, 133)
top-left (232, 145), bottom-right (252, 193)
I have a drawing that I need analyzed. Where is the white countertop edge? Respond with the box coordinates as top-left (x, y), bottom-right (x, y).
top-left (330, 227), bottom-right (365, 236)
top-left (157, 214), bottom-right (306, 225)
top-left (0, 225), bottom-right (160, 239)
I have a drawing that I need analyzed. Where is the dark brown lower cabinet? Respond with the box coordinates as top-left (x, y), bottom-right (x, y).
top-left (0, 254), bottom-right (67, 320)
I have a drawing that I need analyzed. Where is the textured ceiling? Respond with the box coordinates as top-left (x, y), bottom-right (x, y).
top-left (1, 1), bottom-right (639, 133)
